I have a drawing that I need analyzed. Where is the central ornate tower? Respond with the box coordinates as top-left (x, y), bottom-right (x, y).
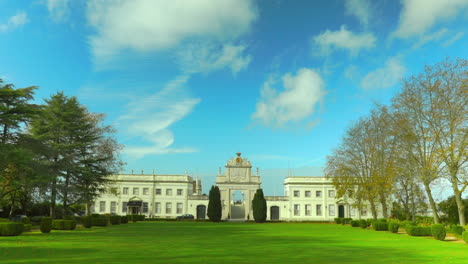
top-left (216, 153), bottom-right (261, 220)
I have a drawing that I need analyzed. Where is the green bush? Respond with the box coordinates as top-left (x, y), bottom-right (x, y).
top-left (0, 222), bottom-right (24, 236)
top-left (40, 217), bottom-right (52, 233)
top-left (0, 218), bottom-right (10, 222)
top-left (388, 222), bottom-right (400, 233)
top-left (110, 215), bottom-right (121, 225)
top-left (431, 224), bottom-right (446, 241)
top-left (23, 224), bottom-right (32, 232)
top-left (416, 216), bottom-right (434, 225)
top-left (343, 218), bottom-right (352, 224)
top-left (449, 225), bottom-right (465, 235)
top-left (129, 214), bottom-right (145, 222)
top-left (378, 218), bottom-right (387, 222)
top-left (462, 231), bottom-right (468, 244)
top-left (350, 220), bottom-right (360, 227)
top-left (359, 219), bottom-right (367, 229)
top-left (406, 226), bottom-right (432, 236)
top-left (21, 217), bottom-right (31, 224)
top-left (334, 218), bottom-right (343, 224)
top-left (402, 220), bottom-right (417, 230)
top-left (372, 221), bottom-right (388, 231)
top-left (52, 219), bottom-right (76, 230)
top-left (82, 216), bottom-right (92, 228)
top-left (31, 216), bottom-right (44, 226)
top-left (121, 216), bottom-right (128, 224)
top-left (91, 216), bottom-right (108, 226)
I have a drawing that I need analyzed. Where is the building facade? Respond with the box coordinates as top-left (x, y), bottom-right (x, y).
top-left (93, 153), bottom-right (383, 221)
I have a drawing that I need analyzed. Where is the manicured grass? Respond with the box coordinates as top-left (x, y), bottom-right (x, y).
top-left (1, 222), bottom-right (467, 263)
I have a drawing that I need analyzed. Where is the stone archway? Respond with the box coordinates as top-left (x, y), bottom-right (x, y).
top-left (270, 206), bottom-right (280, 221)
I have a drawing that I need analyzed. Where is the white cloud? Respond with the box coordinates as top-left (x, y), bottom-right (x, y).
top-left (394, 0), bottom-right (468, 38)
top-left (412, 28), bottom-right (449, 49)
top-left (344, 0), bottom-right (371, 26)
top-left (311, 25), bottom-right (376, 56)
top-left (120, 75), bottom-right (200, 159)
top-left (46, 0), bottom-right (70, 22)
top-left (360, 57), bottom-right (406, 90)
top-left (252, 68), bottom-right (326, 128)
top-left (87, 0), bottom-right (257, 63)
top-left (442, 32), bottom-right (465, 47)
top-left (0, 12), bottom-right (28, 33)
top-left (177, 42), bottom-right (251, 75)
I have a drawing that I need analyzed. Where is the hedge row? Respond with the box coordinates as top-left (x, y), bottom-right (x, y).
top-left (52, 220), bottom-right (77, 230)
top-left (334, 218), bottom-right (352, 224)
top-left (388, 222), bottom-right (399, 233)
top-left (372, 221), bottom-right (388, 231)
top-left (406, 226), bottom-right (432, 236)
top-left (0, 222), bottom-right (24, 236)
top-left (462, 231), bottom-right (468, 243)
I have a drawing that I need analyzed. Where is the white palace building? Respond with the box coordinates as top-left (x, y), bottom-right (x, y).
top-left (93, 153), bottom-right (384, 221)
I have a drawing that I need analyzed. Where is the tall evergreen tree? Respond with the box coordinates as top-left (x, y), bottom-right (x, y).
top-left (207, 185), bottom-right (221, 222)
top-left (252, 188), bottom-right (267, 223)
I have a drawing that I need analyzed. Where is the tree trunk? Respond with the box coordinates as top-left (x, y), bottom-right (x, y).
top-left (423, 181), bottom-right (440, 223)
top-left (50, 179), bottom-right (57, 218)
top-left (63, 171), bottom-right (70, 216)
top-left (369, 200), bottom-right (377, 220)
top-left (379, 194), bottom-right (388, 218)
top-left (410, 182), bottom-right (416, 222)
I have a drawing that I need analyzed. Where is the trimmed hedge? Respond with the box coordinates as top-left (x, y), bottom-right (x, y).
top-left (334, 218), bottom-right (342, 224)
top-left (343, 218), bottom-right (352, 224)
top-left (462, 231), bottom-right (468, 244)
top-left (431, 224), bottom-right (446, 241)
top-left (31, 216), bottom-right (44, 226)
top-left (359, 219), bottom-right (368, 229)
top-left (372, 221), bottom-right (388, 231)
top-left (23, 224), bottom-right (32, 232)
top-left (91, 216), bottom-right (108, 226)
top-left (350, 220), bottom-right (360, 227)
top-left (52, 220), bottom-right (77, 230)
top-left (378, 218), bottom-right (387, 222)
top-left (0, 222), bottom-right (24, 236)
top-left (129, 214), bottom-right (145, 222)
top-left (40, 217), bottom-right (52, 233)
top-left (121, 216), bottom-right (128, 224)
top-left (82, 216), bottom-right (92, 228)
top-left (406, 226), bottom-right (432, 236)
top-left (110, 215), bottom-right (121, 225)
top-left (449, 225), bottom-right (465, 235)
top-left (0, 218), bottom-right (10, 222)
top-left (21, 217), bottom-right (31, 224)
top-left (388, 222), bottom-right (400, 233)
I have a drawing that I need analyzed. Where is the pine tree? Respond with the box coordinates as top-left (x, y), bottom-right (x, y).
top-left (252, 188), bottom-right (267, 223)
top-left (207, 185), bottom-right (221, 222)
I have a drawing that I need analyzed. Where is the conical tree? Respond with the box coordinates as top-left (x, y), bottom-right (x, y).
top-left (252, 188), bottom-right (267, 223)
top-left (207, 185), bottom-right (222, 222)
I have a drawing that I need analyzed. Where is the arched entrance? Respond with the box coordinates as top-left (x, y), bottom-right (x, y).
top-left (127, 197), bottom-right (142, 214)
top-left (270, 206), bottom-right (280, 221)
top-left (338, 205), bottom-right (345, 218)
top-left (196, 205), bottom-right (206, 219)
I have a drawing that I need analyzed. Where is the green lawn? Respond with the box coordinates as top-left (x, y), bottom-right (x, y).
top-left (0, 222), bottom-right (466, 264)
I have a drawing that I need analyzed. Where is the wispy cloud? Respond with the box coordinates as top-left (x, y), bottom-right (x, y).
top-left (46, 0), bottom-right (70, 22)
top-left (120, 75), bottom-right (200, 159)
top-left (0, 12), bottom-right (28, 33)
top-left (442, 32), bottom-right (465, 47)
top-left (252, 68), bottom-right (326, 128)
top-left (311, 25), bottom-right (376, 56)
top-left (344, 0), bottom-right (372, 27)
top-left (360, 57), bottom-right (405, 90)
top-left (393, 0), bottom-right (468, 38)
top-left (412, 28), bottom-right (449, 49)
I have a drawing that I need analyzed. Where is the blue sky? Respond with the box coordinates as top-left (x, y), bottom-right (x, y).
top-left (1, 0), bottom-right (467, 198)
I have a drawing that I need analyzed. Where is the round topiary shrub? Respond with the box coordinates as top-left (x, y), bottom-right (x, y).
top-left (23, 224), bottom-right (32, 232)
top-left (462, 231), bottom-right (468, 244)
top-left (40, 217), bottom-right (52, 233)
top-left (406, 226), bottom-right (432, 236)
top-left (431, 224), bottom-right (446, 241)
top-left (350, 220), bottom-right (360, 227)
top-left (359, 219), bottom-right (367, 229)
top-left (0, 222), bottom-right (24, 236)
top-left (82, 216), bottom-right (92, 228)
top-left (372, 221), bottom-right (388, 231)
top-left (388, 222), bottom-right (400, 233)
top-left (334, 218), bottom-right (342, 224)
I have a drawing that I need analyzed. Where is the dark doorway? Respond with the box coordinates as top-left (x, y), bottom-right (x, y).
top-left (270, 206), bottom-right (280, 220)
top-left (338, 205), bottom-right (345, 218)
top-left (196, 205), bottom-right (206, 219)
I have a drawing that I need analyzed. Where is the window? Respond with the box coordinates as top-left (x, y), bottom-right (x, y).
top-left (122, 202), bottom-right (127, 213)
top-left (143, 188), bottom-right (149, 195)
top-left (123, 187), bottom-right (128, 195)
top-left (166, 203), bottom-right (172, 214)
top-left (316, 191), bottom-right (322, 198)
top-left (305, 204), bottom-right (311, 216)
top-left (143, 202), bottom-right (148, 213)
top-left (350, 206), bottom-right (355, 217)
top-left (328, 190), bottom-right (335, 198)
top-left (294, 204), bottom-right (300, 216)
top-left (361, 208), bottom-right (367, 216)
top-left (293, 191), bottom-right (300, 197)
top-left (166, 189), bottom-right (172, 196)
top-left (133, 188), bottom-right (139, 195)
top-left (177, 203), bottom-right (183, 214)
top-left (177, 189), bottom-right (183, 196)
top-left (155, 202), bottom-right (161, 214)
top-left (155, 188), bottom-right (161, 195)
top-left (305, 191), bottom-right (311, 197)
top-left (329, 204), bottom-right (335, 216)
top-left (99, 201), bottom-right (105, 212)
top-left (111, 201), bottom-right (116, 214)
top-left (316, 204), bottom-right (322, 216)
